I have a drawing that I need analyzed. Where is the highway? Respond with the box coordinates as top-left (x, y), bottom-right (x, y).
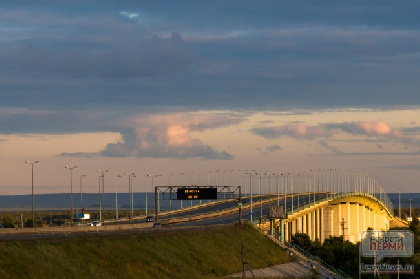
top-left (0, 192), bottom-right (328, 239)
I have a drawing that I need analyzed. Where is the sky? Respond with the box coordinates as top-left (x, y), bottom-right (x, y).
top-left (0, 1), bottom-right (420, 195)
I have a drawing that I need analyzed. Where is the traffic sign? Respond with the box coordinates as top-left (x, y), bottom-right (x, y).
top-left (176, 187), bottom-right (218, 200)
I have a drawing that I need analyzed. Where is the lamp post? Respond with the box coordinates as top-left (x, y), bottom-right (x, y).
top-left (208, 171), bottom-right (211, 185)
top-left (115, 175), bottom-right (121, 220)
top-left (180, 173), bottom-right (184, 208)
top-left (131, 175), bottom-right (136, 218)
top-left (152, 174), bottom-right (162, 213)
top-left (190, 172), bottom-right (194, 206)
top-left (259, 175), bottom-right (262, 220)
top-left (26, 160), bottom-right (39, 228)
top-left (399, 186), bottom-right (401, 219)
top-left (146, 174), bottom-right (160, 215)
top-left (80, 174), bottom-right (86, 209)
top-left (409, 198), bottom-right (412, 219)
top-left (248, 172), bottom-right (253, 223)
top-left (65, 165), bottom-right (77, 226)
top-left (169, 173), bottom-right (174, 210)
top-left (97, 169), bottom-right (109, 222)
top-left (125, 172), bottom-right (135, 218)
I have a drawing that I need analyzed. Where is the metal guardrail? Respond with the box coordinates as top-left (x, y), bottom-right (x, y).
top-left (265, 234), bottom-right (351, 279)
top-left (287, 242), bottom-right (351, 279)
top-left (287, 191), bottom-right (394, 219)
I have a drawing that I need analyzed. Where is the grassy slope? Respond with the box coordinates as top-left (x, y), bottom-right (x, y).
top-left (0, 226), bottom-right (291, 279)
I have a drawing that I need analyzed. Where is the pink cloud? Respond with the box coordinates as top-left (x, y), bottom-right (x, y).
top-left (336, 121), bottom-right (402, 138)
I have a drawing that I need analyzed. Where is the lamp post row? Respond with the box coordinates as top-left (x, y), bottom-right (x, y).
top-left (25, 166), bottom-right (395, 227)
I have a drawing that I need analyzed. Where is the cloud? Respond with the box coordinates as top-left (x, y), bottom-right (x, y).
top-left (60, 112), bottom-right (243, 160)
top-left (316, 141), bottom-right (342, 154)
top-left (119, 12), bottom-right (139, 19)
top-left (257, 144), bottom-right (282, 155)
top-left (250, 124), bottom-right (333, 139)
top-left (6, 32), bottom-right (193, 79)
top-left (327, 121), bottom-right (401, 138)
top-left (251, 121), bottom-right (402, 140)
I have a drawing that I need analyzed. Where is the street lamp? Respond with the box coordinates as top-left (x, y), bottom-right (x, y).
top-left (125, 172), bottom-right (135, 218)
top-left (65, 165), bottom-right (77, 226)
top-left (115, 175), bottom-right (121, 220)
top-left (409, 198), bottom-right (412, 219)
top-left (26, 160), bottom-right (39, 228)
top-left (246, 172), bottom-right (253, 223)
top-left (259, 175), bottom-right (262, 220)
top-left (97, 169), bottom-right (109, 222)
top-left (180, 173), bottom-right (184, 208)
top-left (169, 173), bottom-right (174, 210)
top-left (146, 174), bottom-right (161, 214)
top-left (399, 186), bottom-right (401, 219)
top-left (80, 174), bottom-right (86, 209)
top-left (190, 172), bottom-right (194, 206)
top-left (154, 174), bottom-right (162, 213)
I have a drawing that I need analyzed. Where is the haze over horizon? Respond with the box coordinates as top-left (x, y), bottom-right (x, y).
top-left (1, 1), bottom-right (419, 195)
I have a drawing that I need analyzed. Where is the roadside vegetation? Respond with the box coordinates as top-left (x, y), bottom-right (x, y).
top-left (0, 225), bottom-right (292, 279)
top-left (292, 211), bottom-right (420, 279)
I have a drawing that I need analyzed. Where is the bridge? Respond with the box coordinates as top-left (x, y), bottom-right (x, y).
top-left (0, 169), bottom-right (397, 246)
top-left (245, 169), bottom-right (396, 244)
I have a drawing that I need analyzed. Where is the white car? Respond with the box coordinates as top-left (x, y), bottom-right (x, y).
top-left (91, 221), bottom-right (101, 226)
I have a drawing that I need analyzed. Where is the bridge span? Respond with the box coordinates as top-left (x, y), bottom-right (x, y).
top-left (254, 170), bottom-right (395, 244)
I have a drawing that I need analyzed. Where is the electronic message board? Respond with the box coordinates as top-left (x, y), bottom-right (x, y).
top-left (177, 187), bottom-right (218, 200)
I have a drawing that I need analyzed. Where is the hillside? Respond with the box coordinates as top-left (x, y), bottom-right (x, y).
top-left (0, 225), bottom-right (292, 279)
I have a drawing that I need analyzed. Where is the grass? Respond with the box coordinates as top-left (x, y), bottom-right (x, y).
top-left (0, 226), bottom-right (292, 279)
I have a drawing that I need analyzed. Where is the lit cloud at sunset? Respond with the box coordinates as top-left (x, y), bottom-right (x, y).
top-left (167, 125), bottom-right (190, 145)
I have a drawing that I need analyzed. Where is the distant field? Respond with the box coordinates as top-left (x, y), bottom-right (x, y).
top-left (0, 225), bottom-right (292, 279)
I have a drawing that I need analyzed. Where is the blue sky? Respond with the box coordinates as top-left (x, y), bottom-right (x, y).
top-left (0, 1), bottom-right (419, 195)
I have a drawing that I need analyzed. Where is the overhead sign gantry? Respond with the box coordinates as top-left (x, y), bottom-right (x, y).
top-left (154, 185), bottom-right (242, 224)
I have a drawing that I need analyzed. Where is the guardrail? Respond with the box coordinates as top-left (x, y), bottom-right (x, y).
top-left (287, 242), bottom-right (351, 279)
top-left (286, 191), bottom-right (394, 219)
top-left (266, 234), bottom-right (350, 279)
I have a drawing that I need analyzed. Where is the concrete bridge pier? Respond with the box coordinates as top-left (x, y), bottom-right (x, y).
top-left (275, 194), bottom-right (393, 244)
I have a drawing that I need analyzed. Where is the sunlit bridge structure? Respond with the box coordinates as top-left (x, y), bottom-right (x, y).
top-left (2, 168), bottom-right (396, 254)
top-left (154, 169), bottom-right (395, 244)
top-left (246, 169), bottom-right (394, 243)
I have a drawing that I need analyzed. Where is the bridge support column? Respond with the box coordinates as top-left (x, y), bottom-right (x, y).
top-left (296, 217), bottom-right (301, 233)
top-left (269, 219), bottom-right (274, 235)
top-left (280, 219), bottom-right (285, 243)
top-left (316, 209), bottom-right (320, 241)
top-left (320, 208), bottom-right (324, 242)
top-left (347, 202), bottom-right (351, 241)
top-left (338, 203), bottom-right (342, 237)
top-left (303, 214), bottom-right (307, 234)
top-left (362, 205), bottom-right (366, 233)
top-left (329, 207), bottom-right (334, 238)
top-left (291, 219), bottom-right (296, 236)
top-left (373, 210), bottom-right (376, 230)
top-left (356, 204), bottom-right (361, 242)
top-left (308, 211), bottom-right (313, 240)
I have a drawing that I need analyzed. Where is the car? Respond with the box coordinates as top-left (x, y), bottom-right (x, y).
top-left (146, 215), bottom-right (154, 222)
top-left (152, 222), bottom-right (162, 229)
top-left (91, 221), bottom-right (101, 226)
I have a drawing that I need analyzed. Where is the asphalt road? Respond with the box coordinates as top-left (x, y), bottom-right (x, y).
top-left (0, 193), bottom-right (329, 239)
